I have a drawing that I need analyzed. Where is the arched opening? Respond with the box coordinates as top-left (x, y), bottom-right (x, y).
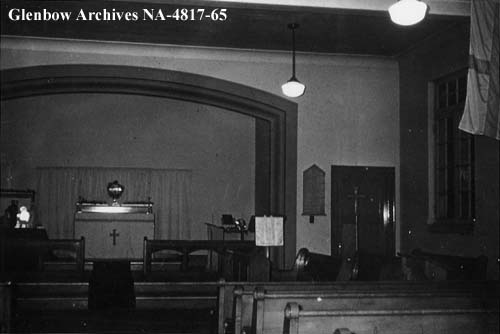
top-left (0, 64), bottom-right (298, 267)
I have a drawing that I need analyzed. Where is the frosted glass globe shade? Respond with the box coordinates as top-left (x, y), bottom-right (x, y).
top-left (389, 0), bottom-right (427, 26)
top-left (281, 79), bottom-right (306, 98)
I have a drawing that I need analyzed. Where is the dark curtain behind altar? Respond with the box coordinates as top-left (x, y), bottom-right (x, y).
top-left (36, 167), bottom-right (192, 240)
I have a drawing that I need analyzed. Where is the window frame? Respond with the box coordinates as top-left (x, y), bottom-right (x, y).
top-left (427, 70), bottom-right (475, 234)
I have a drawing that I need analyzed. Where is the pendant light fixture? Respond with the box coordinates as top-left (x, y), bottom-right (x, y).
top-left (282, 23), bottom-right (305, 98)
top-left (389, 0), bottom-right (428, 26)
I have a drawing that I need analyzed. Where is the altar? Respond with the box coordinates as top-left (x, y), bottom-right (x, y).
top-left (74, 203), bottom-right (154, 260)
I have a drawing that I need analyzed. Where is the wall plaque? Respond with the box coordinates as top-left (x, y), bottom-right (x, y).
top-left (302, 164), bottom-right (326, 223)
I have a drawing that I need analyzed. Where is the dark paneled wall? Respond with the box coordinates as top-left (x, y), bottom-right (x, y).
top-left (398, 22), bottom-right (499, 279)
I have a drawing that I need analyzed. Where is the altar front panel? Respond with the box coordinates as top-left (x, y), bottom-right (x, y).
top-left (74, 212), bottom-right (154, 260)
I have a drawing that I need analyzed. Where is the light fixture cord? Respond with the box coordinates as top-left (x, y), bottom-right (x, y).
top-left (292, 25), bottom-right (296, 77)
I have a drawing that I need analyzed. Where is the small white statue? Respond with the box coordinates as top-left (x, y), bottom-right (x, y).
top-left (16, 206), bottom-right (31, 228)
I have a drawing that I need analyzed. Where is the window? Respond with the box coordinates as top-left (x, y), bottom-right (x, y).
top-left (431, 71), bottom-right (475, 233)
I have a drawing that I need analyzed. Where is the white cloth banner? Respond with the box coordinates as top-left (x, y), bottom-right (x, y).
top-left (459, 0), bottom-right (500, 140)
top-left (255, 216), bottom-right (283, 246)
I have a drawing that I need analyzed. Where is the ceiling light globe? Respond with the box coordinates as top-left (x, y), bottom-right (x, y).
top-left (282, 78), bottom-right (306, 98)
top-left (389, 0), bottom-right (427, 26)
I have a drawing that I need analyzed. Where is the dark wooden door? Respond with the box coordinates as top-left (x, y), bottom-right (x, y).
top-left (331, 166), bottom-right (395, 262)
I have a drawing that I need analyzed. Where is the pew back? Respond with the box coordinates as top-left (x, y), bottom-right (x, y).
top-left (0, 282), bottom-right (13, 334)
top-left (284, 301), bottom-right (499, 334)
top-left (252, 281), bottom-right (499, 334)
top-left (230, 282), bottom-right (368, 334)
top-left (10, 280), bottom-right (231, 334)
top-left (0, 237), bottom-right (85, 280)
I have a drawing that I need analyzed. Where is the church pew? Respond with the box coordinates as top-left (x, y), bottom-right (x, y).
top-left (226, 280), bottom-right (499, 334)
top-left (400, 248), bottom-right (488, 280)
top-left (13, 281), bottom-right (223, 310)
top-left (221, 282), bottom-right (363, 334)
top-left (13, 282), bottom-right (89, 311)
top-left (283, 301), bottom-right (499, 334)
top-left (250, 281), bottom-right (499, 334)
top-left (11, 281), bottom-right (222, 333)
top-left (0, 237), bottom-right (85, 280)
top-left (228, 283), bottom-right (360, 334)
top-left (0, 282), bottom-right (13, 334)
top-left (10, 280), bottom-right (229, 334)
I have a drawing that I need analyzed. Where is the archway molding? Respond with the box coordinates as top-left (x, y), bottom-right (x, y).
top-left (0, 64), bottom-right (298, 267)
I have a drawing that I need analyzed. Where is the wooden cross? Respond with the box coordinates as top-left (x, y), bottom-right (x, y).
top-left (109, 229), bottom-right (120, 246)
top-left (347, 186), bottom-right (366, 252)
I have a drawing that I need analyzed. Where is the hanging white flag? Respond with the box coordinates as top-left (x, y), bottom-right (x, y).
top-left (459, 0), bottom-right (500, 140)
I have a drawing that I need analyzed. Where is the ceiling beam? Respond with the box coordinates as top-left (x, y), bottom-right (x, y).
top-left (119, 0), bottom-right (470, 16)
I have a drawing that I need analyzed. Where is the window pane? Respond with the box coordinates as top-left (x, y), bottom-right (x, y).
top-left (460, 191), bottom-right (470, 218)
top-left (437, 119), bottom-right (446, 144)
top-left (458, 76), bottom-right (467, 103)
top-left (437, 169), bottom-right (446, 193)
top-left (447, 167), bottom-right (455, 218)
top-left (459, 166), bottom-right (471, 192)
top-left (446, 118), bottom-right (454, 143)
top-left (459, 139), bottom-right (471, 164)
top-left (447, 80), bottom-right (457, 106)
top-left (437, 194), bottom-right (447, 218)
top-left (437, 144), bottom-right (446, 168)
top-left (438, 83), bottom-right (447, 108)
top-left (433, 71), bottom-right (474, 225)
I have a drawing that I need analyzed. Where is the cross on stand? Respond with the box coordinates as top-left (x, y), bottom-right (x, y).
top-left (347, 186), bottom-right (366, 252)
top-left (346, 186), bottom-right (366, 280)
top-left (109, 229), bottom-right (120, 246)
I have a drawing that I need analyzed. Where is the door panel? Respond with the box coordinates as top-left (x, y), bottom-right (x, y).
top-left (331, 166), bottom-right (395, 259)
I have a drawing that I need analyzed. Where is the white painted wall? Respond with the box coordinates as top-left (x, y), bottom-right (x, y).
top-left (1, 36), bottom-right (399, 254)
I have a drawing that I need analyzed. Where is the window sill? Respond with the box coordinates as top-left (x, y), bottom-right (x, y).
top-left (427, 219), bottom-right (475, 235)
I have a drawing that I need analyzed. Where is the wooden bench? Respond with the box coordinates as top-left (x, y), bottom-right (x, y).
top-left (219, 282), bottom-right (366, 334)
top-left (400, 248), bottom-right (488, 280)
top-left (228, 283), bottom-right (359, 334)
top-left (8, 279), bottom-right (231, 333)
top-left (284, 299), bottom-right (499, 334)
top-left (0, 282), bottom-right (13, 333)
top-left (8, 280), bottom-right (222, 333)
top-left (0, 237), bottom-right (85, 280)
top-left (227, 281), bottom-right (442, 334)
top-left (248, 281), bottom-right (499, 334)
